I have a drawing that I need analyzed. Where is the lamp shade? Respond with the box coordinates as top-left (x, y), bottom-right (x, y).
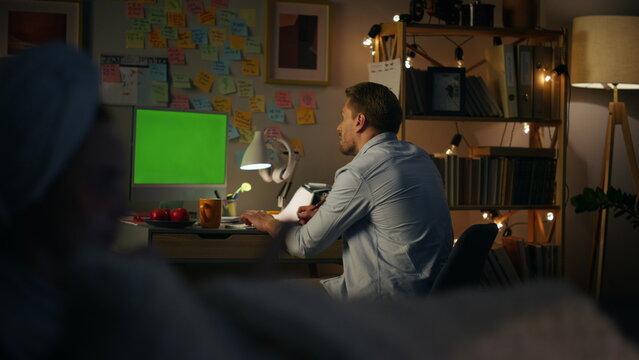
top-left (570, 16), bottom-right (639, 90)
top-left (240, 131), bottom-right (272, 170)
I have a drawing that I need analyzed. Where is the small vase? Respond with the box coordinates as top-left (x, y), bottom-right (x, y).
top-left (502, 0), bottom-right (538, 28)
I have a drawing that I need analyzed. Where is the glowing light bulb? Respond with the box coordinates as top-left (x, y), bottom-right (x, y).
top-left (496, 222), bottom-right (503, 229)
top-left (362, 37), bottom-right (373, 47)
top-left (482, 212), bottom-right (489, 220)
top-left (546, 212), bottom-right (554, 221)
top-left (371, 50), bottom-right (376, 56)
top-left (393, 14), bottom-right (401, 22)
top-left (544, 74), bottom-right (552, 82)
top-left (453, 238), bottom-right (459, 245)
top-left (523, 122), bottom-right (530, 135)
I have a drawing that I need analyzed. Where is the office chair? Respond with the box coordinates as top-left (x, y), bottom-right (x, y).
top-left (430, 223), bottom-right (498, 294)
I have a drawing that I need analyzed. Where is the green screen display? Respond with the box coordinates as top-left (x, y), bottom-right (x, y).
top-left (133, 108), bottom-right (227, 185)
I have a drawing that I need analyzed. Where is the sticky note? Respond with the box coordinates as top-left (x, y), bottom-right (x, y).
top-left (236, 79), bottom-right (254, 97)
top-left (290, 139), bottom-right (304, 155)
top-left (230, 18), bottom-right (248, 36)
top-left (165, 0), bottom-right (183, 12)
top-left (126, 2), bottom-right (144, 18)
top-left (191, 95), bottom-right (213, 110)
top-left (149, 7), bottom-right (167, 25)
top-left (217, 76), bottom-right (236, 95)
top-left (151, 82), bottom-right (169, 103)
top-left (194, 69), bottom-right (215, 92)
top-left (229, 34), bottom-right (245, 50)
top-left (170, 94), bottom-right (190, 109)
top-left (102, 64), bottom-right (121, 83)
top-left (149, 29), bottom-right (167, 48)
top-left (191, 27), bottom-right (208, 45)
top-left (209, 28), bottom-right (226, 46)
top-left (126, 31), bottom-right (144, 48)
top-left (221, 43), bottom-right (241, 61)
top-left (172, 72), bottom-right (190, 88)
top-left (213, 97), bottom-right (232, 113)
top-left (199, 7), bottom-right (216, 25)
top-left (234, 149), bottom-right (244, 165)
top-left (233, 110), bottom-right (252, 130)
top-left (275, 91), bottom-right (292, 108)
top-left (263, 126), bottom-right (283, 139)
top-left (133, 18), bottom-right (151, 32)
top-left (168, 47), bottom-right (186, 64)
top-left (241, 57), bottom-right (259, 76)
top-left (149, 63), bottom-right (167, 82)
top-left (238, 127), bottom-right (255, 144)
top-left (177, 30), bottom-right (196, 48)
top-left (212, 60), bottom-right (229, 75)
top-left (228, 125), bottom-right (239, 141)
top-left (168, 11), bottom-right (186, 27)
top-left (296, 107), bottom-right (316, 125)
top-left (267, 103), bottom-right (285, 123)
top-left (185, 0), bottom-right (204, 13)
top-left (245, 36), bottom-right (261, 54)
top-left (217, 9), bottom-right (237, 27)
top-left (200, 45), bottom-right (219, 61)
top-left (248, 95), bottom-right (265, 113)
top-left (211, 0), bottom-right (228, 9)
top-left (299, 91), bottom-right (317, 109)
top-left (162, 26), bottom-right (178, 39)
top-left (238, 8), bottom-right (256, 27)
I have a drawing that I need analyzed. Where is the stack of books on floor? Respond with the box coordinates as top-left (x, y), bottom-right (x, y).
top-left (429, 147), bottom-right (557, 207)
top-left (481, 236), bottom-right (560, 287)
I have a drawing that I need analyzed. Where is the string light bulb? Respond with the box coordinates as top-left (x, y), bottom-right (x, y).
top-left (405, 50), bottom-right (415, 69)
top-left (362, 24), bottom-right (381, 49)
top-left (445, 133), bottom-right (463, 155)
top-left (523, 122), bottom-right (530, 134)
top-left (482, 211), bottom-right (489, 220)
top-left (393, 14), bottom-right (412, 22)
top-left (455, 46), bottom-right (464, 67)
top-left (546, 212), bottom-right (554, 221)
top-left (544, 64), bottom-right (568, 82)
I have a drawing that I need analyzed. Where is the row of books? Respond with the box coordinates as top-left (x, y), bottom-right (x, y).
top-left (485, 44), bottom-right (562, 120)
top-left (430, 147), bottom-right (557, 206)
top-left (464, 75), bottom-right (503, 117)
top-left (481, 237), bottom-right (560, 287)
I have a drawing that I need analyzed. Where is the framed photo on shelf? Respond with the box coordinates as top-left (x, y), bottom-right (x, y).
top-left (0, 0), bottom-right (81, 56)
top-left (265, 0), bottom-right (331, 86)
top-left (425, 67), bottom-right (465, 116)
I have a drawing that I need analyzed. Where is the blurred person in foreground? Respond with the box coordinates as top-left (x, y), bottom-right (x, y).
top-left (241, 82), bottom-right (453, 300)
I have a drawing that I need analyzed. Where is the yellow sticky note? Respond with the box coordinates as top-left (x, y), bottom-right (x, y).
top-left (126, 30), bottom-right (145, 48)
top-left (168, 11), bottom-right (186, 27)
top-left (241, 57), bottom-right (260, 76)
top-left (229, 34), bottom-right (245, 50)
top-left (178, 29), bottom-right (196, 48)
top-left (165, 0), bottom-right (183, 11)
top-left (239, 127), bottom-right (255, 144)
top-left (234, 110), bottom-right (252, 130)
top-left (290, 139), bottom-right (304, 155)
top-left (194, 69), bottom-right (215, 92)
top-left (199, 7), bottom-right (216, 25)
top-left (238, 8), bottom-right (256, 27)
top-left (213, 97), bottom-right (232, 113)
top-left (236, 79), bottom-right (254, 97)
top-left (209, 28), bottom-right (226, 46)
top-left (151, 82), bottom-right (169, 103)
top-left (149, 29), bottom-right (167, 48)
top-left (296, 107), bottom-right (316, 125)
top-left (248, 95), bottom-right (265, 113)
top-left (217, 75), bottom-right (236, 95)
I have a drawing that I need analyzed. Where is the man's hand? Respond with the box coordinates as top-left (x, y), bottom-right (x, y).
top-left (297, 199), bottom-right (325, 225)
top-left (240, 210), bottom-right (280, 237)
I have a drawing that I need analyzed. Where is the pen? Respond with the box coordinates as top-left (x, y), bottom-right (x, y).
top-left (214, 190), bottom-right (220, 199)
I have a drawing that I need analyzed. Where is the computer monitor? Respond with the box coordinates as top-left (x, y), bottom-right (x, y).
top-left (130, 107), bottom-right (228, 202)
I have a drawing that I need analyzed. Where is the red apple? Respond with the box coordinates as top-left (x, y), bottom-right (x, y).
top-left (150, 208), bottom-right (170, 221)
top-left (170, 208), bottom-right (190, 222)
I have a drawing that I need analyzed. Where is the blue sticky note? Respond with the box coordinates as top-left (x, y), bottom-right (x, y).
top-left (267, 103), bottom-right (285, 123)
top-left (149, 63), bottom-right (167, 82)
top-left (212, 60), bottom-right (230, 75)
top-left (191, 27), bottom-right (208, 45)
top-left (221, 43), bottom-right (242, 61)
top-left (217, 9), bottom-right (237, 27)
top-left (228, 124), bottom-right (240, 140)
top-left (191, 95), bottom-right (213, 111)
top-left (230, 18), bottom-right (248, 36)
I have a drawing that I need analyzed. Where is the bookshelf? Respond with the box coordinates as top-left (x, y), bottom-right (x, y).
top-left (371, 22), bottom-right (568, 280)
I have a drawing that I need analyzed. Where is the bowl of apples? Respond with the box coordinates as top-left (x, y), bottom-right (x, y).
top-left (144, 208), bottom-right (195, 228)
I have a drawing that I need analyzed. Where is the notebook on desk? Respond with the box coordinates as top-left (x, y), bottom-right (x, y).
top-left (274, 184), bottom-right (331, 222)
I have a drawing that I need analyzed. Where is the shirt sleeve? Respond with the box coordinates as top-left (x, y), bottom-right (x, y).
top-left (283, 168), bottom-right (373, 258)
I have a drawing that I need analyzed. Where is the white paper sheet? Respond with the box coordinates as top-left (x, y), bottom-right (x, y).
top-left (368, 58), bottom-right (401, 99)
top-left (273, 186), bottom-right (314, 222)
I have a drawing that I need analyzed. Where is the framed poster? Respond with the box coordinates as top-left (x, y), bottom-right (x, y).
top-left (265, 0), bottom-right (331, 86)
top-left (425, 67), bottom-right (465, 116)
top-left (0, 0), bottom-right (81, 56)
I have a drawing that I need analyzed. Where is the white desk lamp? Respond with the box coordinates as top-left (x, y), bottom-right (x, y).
top-left (570, 15), bottom-right (639, 299)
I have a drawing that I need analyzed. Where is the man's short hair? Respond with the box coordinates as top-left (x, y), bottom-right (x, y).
top-left (345, 82), bottom-right (403, 133)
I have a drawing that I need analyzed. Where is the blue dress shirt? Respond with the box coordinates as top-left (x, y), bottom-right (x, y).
top-left (284, 132), bottom-right (452, 300)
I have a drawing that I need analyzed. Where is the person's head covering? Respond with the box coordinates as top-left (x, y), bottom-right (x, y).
top-left (0, 43), bottom-right (100, 229)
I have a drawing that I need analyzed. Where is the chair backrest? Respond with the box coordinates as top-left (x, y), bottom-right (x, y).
top-left (430, 223), bottom-right (498, 294)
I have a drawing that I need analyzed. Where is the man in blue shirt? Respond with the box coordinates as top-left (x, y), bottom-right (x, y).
top-left (241, 82), bottom-right (452, 300)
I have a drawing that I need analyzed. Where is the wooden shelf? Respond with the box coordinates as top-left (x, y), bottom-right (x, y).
top-left (404, 23), bottom-right (563, 39)
top-left (405, 115), bottom-right (561, 124)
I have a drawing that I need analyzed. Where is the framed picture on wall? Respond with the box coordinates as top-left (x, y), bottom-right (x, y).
top-left (265, 0), bottom-right (331, 86)
top-left (0, 0), bottom-right (81, 56)
top-left (425, 67), bottom-right (465, 116)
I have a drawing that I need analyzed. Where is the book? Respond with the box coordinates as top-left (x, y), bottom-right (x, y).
top-left (502, 236), bottom-right (530, 280)
top-left (485, 43), bottom-right (518, 118)
top-left (470, 146), bottom-right (556, 158)
top-left (517, 45), bottom-right (534, 119)
top-left (475, 76), bottom-right (504, 117)
top-left (492, 245), bottom-right (522, 284)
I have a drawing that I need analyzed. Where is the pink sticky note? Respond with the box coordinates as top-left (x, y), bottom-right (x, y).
top-left (102, 64), bottom-right (121, 83)
top-left (275, 90), bottom-right (292, 108)
top-left (210, 0), bottom-right (228, 8)
top-left (185, 0), bottom-right (204, 13)
top-left (126, 2), bottom-right (144, 18)
top-left (170, 94), bottom-right (190, 109)
top-left (168, 47), bottom-right (186, 64)
top-left (263, 126), bottom-right (283, 139)
top-left (299, 91), bottom-right (317, 109)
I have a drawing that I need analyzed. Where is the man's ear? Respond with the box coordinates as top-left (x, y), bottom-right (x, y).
top-left (354, 112), bottom-right (367, 132)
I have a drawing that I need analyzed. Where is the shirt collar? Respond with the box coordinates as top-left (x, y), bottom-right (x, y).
top-left (356, 132), bottom-right (397, 157)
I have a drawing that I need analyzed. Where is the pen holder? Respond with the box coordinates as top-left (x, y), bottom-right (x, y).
top-left (223, 200), bottom-right (238, 217)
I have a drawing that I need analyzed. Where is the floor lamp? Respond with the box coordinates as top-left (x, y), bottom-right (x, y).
top-left (570, 16), bottom-right (639, 299)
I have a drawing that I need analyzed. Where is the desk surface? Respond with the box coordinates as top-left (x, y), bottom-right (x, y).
top-left (146, 225), bottom-right (266, 237)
